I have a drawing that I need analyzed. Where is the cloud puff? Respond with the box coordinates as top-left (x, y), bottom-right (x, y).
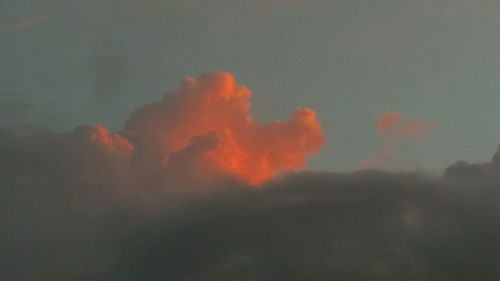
top-left (376, 112), bottom-right (436, 140)
top-left (123, 72), bottom-right (325, 186)
top-left (363, 112), bottom-right (437, 170)
top-left (65, 124), bottom-right (133, 182)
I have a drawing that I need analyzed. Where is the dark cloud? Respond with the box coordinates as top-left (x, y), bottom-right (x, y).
top-left (1, 125), bottom-right (500, 280)
top-left (444, 146), bottom-right (500, 184)
top-left (112, 171), bottom-right (500, 281)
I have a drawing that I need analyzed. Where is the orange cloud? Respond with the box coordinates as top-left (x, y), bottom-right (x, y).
top-left (376, 112), bottom-right (436, 140)
top-left (376, 112), bottom-right (403, 131)
top-left (124, 72), bottom-right (325, 186)
top-left (363, 112), bottom-right (436, 170)
top-left (74, 124), bottom-right (133, 154)
top-left (67, 125), bottom-right (133, 180)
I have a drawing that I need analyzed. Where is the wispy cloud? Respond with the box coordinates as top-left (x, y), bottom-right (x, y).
top-left (363, 112), bottom-right (437, 170)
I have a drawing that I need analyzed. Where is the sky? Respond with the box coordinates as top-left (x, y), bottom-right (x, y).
top-left (2, 0), bottom-right (500, 172)
top-left (4, 1), bottom-right (500, 280)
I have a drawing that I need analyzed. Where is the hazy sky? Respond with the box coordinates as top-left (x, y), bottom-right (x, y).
top-left (2, 0), bottom-right (500, 172)
top-left (5, 2), bottom-right (500, 280)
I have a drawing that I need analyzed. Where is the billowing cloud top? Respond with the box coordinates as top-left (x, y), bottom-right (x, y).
top-left (0, 72), bottom-right (325, 199)
top-left (122, 72), bottom-right (325, 185)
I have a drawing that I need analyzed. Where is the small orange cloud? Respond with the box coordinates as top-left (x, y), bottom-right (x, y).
top-left (376, 112), bottom-right (403, 131)
top-left (376, 112), bottom-right (437, 140)
top-left (363, 112), bottom-right (437, 170)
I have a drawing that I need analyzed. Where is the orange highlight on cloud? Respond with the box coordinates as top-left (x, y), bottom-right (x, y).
top-left (123, 72), bottom-right (325, 186)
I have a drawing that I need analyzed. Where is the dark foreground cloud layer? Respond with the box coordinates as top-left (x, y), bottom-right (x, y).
top-left (2, 123), bottom-right (500, 280)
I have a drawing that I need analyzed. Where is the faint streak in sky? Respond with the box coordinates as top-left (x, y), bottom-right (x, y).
top-left (2, 14), bottom-right (48, 31)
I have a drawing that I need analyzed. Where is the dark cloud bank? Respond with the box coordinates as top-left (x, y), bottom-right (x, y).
top-left (2, 73), bottom-right (500, 280)
top-left (2, 126), bottom-right (500, 281)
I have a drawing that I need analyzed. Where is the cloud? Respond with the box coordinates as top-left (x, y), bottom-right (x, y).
top-left (363, 112), bottom-right (437, 170)
top-left (376, 112), bottom-right (436, 141)
top-left (3, 139), bottom-right (500, 280)
top-left (0, 69), bottom-right (324, 278)
top-left (66, 124), bottom-right (133, 180)
top-left (444, 146), bottom-right (500, 184)
top-left (0, 71), bottom-right (325, 203)
top-left (123, 72), bottom-right (325, 186)
top-left (109, 169), bottom-right (500, 281)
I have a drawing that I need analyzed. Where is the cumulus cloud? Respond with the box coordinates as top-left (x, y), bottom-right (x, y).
top-left (0, 71), bottom-right (325, 203)
top-left (363, 112), bottom-right (437, 170)
top-left (123, 72), bottom-right (325, 186)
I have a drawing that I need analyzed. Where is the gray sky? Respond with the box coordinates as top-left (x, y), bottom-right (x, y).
top-left (2, 0), bottom-right (500, 172)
